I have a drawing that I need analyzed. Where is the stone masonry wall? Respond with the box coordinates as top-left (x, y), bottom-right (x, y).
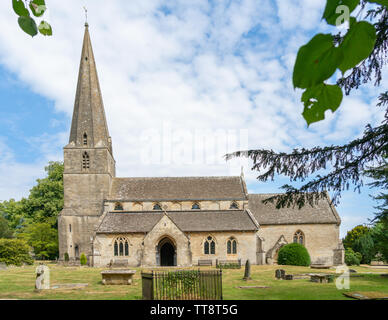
top-left (258, 223), bottom-right (340, 265)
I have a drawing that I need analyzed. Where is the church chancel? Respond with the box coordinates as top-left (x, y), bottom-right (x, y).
top-left (58, 24), bottom-right (345, 267)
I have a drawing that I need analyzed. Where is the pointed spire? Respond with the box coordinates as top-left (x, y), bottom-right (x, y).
top-left (68, 24), bottom-right (112, 153)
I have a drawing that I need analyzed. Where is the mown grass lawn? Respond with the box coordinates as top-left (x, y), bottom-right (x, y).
top-left (0, 262), bottom-right (387, 300)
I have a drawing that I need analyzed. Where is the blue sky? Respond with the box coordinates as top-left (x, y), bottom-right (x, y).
top-left (0, 0), bottom-right (386, 237)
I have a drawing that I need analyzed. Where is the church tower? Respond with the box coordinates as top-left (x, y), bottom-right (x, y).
top-left (58, 23), bottom-right (116, 261)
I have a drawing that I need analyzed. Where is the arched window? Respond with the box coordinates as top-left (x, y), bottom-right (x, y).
top-left (191, 202), bottom-right (200, 210)
top-left (229, 201), bottom-right (239, 209)
top-left (82, 152), bottom-right (90, 169)
top-left (293, 230), bottom-right (305, 245)
top-left (204, 236), bottom-right (216, 254)
top-left (114, 202), bottom-right (123, 210)
top-left (227, 237), bottom-right (237, 254)
top-left (69, 224), bottom-right (72, 233)
top-left (113, 237), bottom-right (129, 256)
top-left (153, 203), bottom-right (162, 210)
top-left (83, 133), bottom-right (88, 145)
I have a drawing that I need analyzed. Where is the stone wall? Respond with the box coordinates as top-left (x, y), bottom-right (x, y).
top-left (58, 214), bottom-right (100, 260)
top-left (188, 231), bottom-right (257, 266)
top-left (59, 145), bottom-right (115, 262)
top-left (92, 228), bottom-right (258, 267)
top-left (258, 223), bottom-right (341, 265)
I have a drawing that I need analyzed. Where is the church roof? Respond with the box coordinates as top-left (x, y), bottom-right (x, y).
top-left (96, 210), bottom-right (257, 233)
top-left (109, 176), bottom-right (248, 201)
top-left (248, 194), bottom-right (341, 225)
top-left (67, 24), bottom-right (112, 153)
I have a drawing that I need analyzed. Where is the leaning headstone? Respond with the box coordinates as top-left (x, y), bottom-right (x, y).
top-left (35, 264), bottom-right (50, 290)
top-left (275, 269), bottom-right (286, 279)
top-left (243, 259), bottom-right (251, 281)
top-left (0, 262), bottom-right (7, 270)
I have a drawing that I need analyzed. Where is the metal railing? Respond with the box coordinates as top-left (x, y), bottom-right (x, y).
top-left (142, 269), bottom-right (222, 300)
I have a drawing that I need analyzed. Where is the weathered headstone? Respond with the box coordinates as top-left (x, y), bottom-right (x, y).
top-left (0, 262), bottom-right (7, 270)
top-left (35, 264), bottom-right (50, 290)
top-left (275, 269), bottom-right (286, 279)
top-left (243, 259), bottom-right (251, 280)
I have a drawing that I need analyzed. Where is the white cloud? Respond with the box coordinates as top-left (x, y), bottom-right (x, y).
top-left (0, 0), bottom-right (384, 225)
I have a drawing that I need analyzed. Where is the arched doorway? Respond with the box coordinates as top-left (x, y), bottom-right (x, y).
top-left (158, 237), bottom-right (176, 266)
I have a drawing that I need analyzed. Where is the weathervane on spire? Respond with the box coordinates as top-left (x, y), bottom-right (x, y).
top-left (83, 6), bottom-right (88, 26)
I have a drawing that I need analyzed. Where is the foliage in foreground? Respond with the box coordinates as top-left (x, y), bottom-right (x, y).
top-left (277, 243), bottom-right (311, 266)
top-left (0, 239), bottom-right (33, 266)
top-left (12, 0), bottom-right (52, 37)
top-left (226, 3), bottom-right (388, 218)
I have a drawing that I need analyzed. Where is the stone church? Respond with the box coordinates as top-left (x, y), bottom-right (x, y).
top-left (58, 24), bottom-right (345, 267)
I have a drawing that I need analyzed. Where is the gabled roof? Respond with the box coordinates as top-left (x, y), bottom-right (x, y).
top-left (96, 209), bottom-right (257, 234)
top-left (108, 176), bottom-right (248, 201)
top-left (248, 194), bottom-right (341, 225)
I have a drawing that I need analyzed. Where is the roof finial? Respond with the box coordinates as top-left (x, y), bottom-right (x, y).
top-left (83, 6), bottom-right (88, 27)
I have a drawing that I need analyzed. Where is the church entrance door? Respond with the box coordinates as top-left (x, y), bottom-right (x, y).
top-left (159, 238), bottom-right (176, 266)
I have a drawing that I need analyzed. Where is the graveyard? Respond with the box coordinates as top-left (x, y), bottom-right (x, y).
top-left (0, 262), bottom-right (387, 300)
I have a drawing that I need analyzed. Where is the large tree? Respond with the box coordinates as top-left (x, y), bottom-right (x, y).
top-left (0, 215), bottom-right (13, 239)
top-left (226, 1), bottom-right (388, 211)
top-left (0, 161), bottom-right (63, 259)
top-left (23, 161), bottom-right (64, 227)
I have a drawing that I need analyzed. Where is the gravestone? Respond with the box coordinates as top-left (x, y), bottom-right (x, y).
top-left (0, 262), bottom-right (7, 270)
top-left (285, 274), bottom-right (293, 280)
top-left (243, 259), bottom-right (251, 281)
top-left (35, 264), bottom-right (50, 290)
top-left (275, 269), bottom-right (286, 279)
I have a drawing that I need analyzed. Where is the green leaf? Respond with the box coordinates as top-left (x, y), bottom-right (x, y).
top-left (17, 16), bottom-right (38, 37)
top-left (12, 0), bottom-right (30, 17)
top-left (29, 0), bottom-right (46, 17)
top-left (366, 0), bottom-right (388, 7)
top-left (293, 34), bottom-right (343, 89)
top-left (322, 0), bottom-right (359, 26)
top-left (301, 83), bottom-right (343, 125)
top-left (338, 20), bottom-right (376, 73)
top-left (38, 21), bottom-right (52, 36)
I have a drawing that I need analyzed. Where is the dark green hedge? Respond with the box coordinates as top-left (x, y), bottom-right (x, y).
top-left (277, 243), bottom-right (311, 266)
top-left (0, 239), bottom-right (33, 266)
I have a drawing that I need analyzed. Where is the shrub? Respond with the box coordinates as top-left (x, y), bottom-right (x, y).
top-left (18, 222), bottom-right (58, 260)
top-left (0, 239), bottom-right (33, 266)
top-left (345, 248), bottom-right (361, 266)
top-left (80, 253), bottom-right (87, 266)
top-left (64, 252), bottom-right (69, 262)
top-left (277, 243), bottom-right (311, 266)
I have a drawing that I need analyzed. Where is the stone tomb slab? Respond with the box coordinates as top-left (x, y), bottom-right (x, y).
top-left (101, 269), bottom-right (136, 285)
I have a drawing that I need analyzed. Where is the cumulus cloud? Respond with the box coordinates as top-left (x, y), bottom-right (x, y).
top-left (0, 1), bottom-right (384, 235)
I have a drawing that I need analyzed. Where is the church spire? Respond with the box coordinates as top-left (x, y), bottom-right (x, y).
top-left (68, 24), bottom-right (112, 153)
